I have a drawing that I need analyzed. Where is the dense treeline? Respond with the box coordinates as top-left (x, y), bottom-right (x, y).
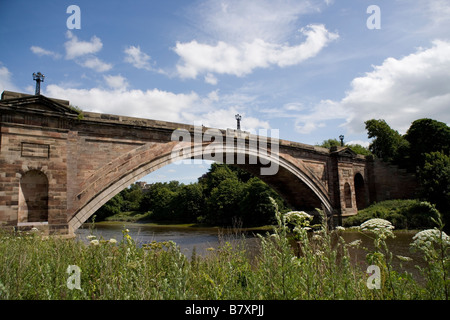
top-left (95, 163), bottom-right (288, 227)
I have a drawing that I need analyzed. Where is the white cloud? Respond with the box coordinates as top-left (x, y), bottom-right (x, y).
top-left (30, 46), bottom-right (61, 59)
top-left (192, 0), bottom-right (323, 43)
top-left (64, 31), bottom-right (103, 59)
top-left (64, 31), bottom-right (112, 72)
top-left (342, 39), bottom-right (450, 133)
top-left (103, 74), bottom-right (129, 90)
top-left (0, 64), bottom-right (19, 92)
top-left (46, 84), bottom-right (198, 123)
top-left (124, 45), bottom-right (153, 71)
top-left (204, 73), bottom-right (218, 85)
top-left (175, 24), bottom-right (338, 80)
top-left (80, 57), bottom-right (112, 72)
top-left (291, 40), bottom-right (450, 135)
top-left (45, 84), bottom-right (269, 132)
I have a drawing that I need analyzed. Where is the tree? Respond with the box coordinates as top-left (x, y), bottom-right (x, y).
top-left (198, 163), bottom-right (238, 196)
top-left (239, 177), bottom-right (281, 226)
top-left (172, 183), bottom-right (205, 222)
top-left (121, 184), bottom-right (144, 212)
top-left (94, 193), bottom-right (123, 221)
top-left (404, 118), bottom-right (450, 169)
top-left (140, 182), bottom-right (177, 220)
top-left (365, 119), bottom-right (408, 163)
top-left (206, 177), bottom-right (244, 226)
top-left (318, 139), bottom-right (341, 149)
top-left (346, 144), bottom-right (372, 156)
top-left (317, 139), bottom-right (372, 156)
top-left (417, 151), bottom-right (450, 226)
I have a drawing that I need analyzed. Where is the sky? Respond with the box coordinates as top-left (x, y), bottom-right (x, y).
top-left (1, 0), bottom-right (450, 184)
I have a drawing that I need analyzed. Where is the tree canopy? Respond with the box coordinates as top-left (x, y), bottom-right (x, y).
top-left (94, 163), bottom-right (289, 227)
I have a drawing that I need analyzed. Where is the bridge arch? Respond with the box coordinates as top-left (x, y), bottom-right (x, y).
top-left (68, 141), bottom-right (333, 233)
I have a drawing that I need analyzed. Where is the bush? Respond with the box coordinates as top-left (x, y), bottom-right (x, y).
top-left (343, 199), bottom-right (440, 230)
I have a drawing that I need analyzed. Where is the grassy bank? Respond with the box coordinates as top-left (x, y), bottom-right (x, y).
top-left (0, 205), bottom-right (449, 300)
top-left (343, 199), bottom-right (442, 230)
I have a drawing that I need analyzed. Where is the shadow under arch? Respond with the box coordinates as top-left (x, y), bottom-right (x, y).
top-left (68, 141), bottom-right (333, 233)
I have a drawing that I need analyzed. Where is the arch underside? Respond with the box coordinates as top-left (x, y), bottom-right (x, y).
top-left (68, 144), bottom-right (332, 232)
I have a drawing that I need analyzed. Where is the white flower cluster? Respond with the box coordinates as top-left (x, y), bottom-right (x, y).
top-left (360, 218), bottom-right (394, 231)
top-left (360, 218), bottom-right (395, 239)
top-left (284, 211), bottom-right (312, 226)
top-left (86, 235), bottom-right (117, 245)
top-left (411, 229), bottom-right (450, 251)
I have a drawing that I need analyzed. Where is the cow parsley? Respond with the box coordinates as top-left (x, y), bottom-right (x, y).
top-left (411, 229), bottom-right (450, 252)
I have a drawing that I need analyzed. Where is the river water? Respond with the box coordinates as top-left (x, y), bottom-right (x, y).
top-left (75, 222), bottom-right (427, 281)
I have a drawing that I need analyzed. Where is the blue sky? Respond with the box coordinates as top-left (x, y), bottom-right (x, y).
top-left (1, 0), bottom-right (450, 184)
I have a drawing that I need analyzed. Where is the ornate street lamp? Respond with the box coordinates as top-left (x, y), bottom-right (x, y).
top-left (33, 72), bottom-right (45, 95)
top-left (339, 135), bottom-right (344, 147)
top-left (235, 114), bottom-right (242, 130)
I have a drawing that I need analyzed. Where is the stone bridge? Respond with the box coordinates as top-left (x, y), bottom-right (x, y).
top-left (0, 91), bottom-right (418, 236)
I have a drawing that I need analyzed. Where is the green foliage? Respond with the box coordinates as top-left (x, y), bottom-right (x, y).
top-left (96, 163), bottom-right (288, 227)
top-left (239, 178), bottom-right (280, 226)
top-left (365, 119), bottom-right (407, 163)
top-left (343, 199), bottom-right (441, 230)
top-left (206, 177), bottom-right (244, 225)
top-left (364, 118), bottom-right (449, 228)
top-left (346, 143), bottom-right (372, 156)
top-left (405, 118), bottom-right (450, 168)
top-left (417, 151), bottom-right (450, 223)
top-left (318, 138), bottom-right (341, 148)
top-left (317, 139), bottom-right (372, 156)
top-left (1, 205), bottom-right (449, 300)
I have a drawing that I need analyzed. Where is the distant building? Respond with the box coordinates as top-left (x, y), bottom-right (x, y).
top-left (135, 181), bottom-right (149, 190)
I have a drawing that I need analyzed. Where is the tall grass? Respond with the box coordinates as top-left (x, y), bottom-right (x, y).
top-left (0, 202), bottom-right (448, 300)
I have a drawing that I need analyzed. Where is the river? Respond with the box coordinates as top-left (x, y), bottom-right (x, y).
top-left (75, 222), bottom-right (427, 281)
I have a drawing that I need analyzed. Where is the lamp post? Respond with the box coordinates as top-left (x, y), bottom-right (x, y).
top-left (33, 72), bottom-right (45, 95)
top-left (339, 135), bottom-right (344, 147)
top-left (235, 114), bottom-right (242, 130)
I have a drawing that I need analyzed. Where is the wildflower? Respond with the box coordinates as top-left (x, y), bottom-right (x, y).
top-left (284, 211), bottom-right (313, 226)
top-left (347, 239), bottom-right (362, 248)
top-left (411, 229), bottom-right (450, 251)
top-left (109, 238), bottom-right (117, 244)
top-left (360, 218), bottom-right (394, 231)
top-left (86, 235), bottom-right (96, 240)
top-left (360, 218), bottom-right (395, 239)
top-left (312, 234), bottom-right (322, 241)
top-left (396, 255), bottom-right (413, 262)
top-left (206, 247), bottom-right (215, 251)
top-left (31, 227), bottom-right (39, 232)
top-left (90, 239), bottom-right (99, 246)
top-left (315, 250), bottom-right (324, 256)
top-left (335, 226), bottom-right (345, 231)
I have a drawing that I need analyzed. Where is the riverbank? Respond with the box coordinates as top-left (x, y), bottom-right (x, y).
top-left (1, 211), bottom-right (448, 300)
